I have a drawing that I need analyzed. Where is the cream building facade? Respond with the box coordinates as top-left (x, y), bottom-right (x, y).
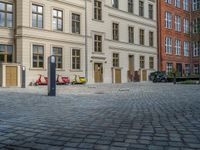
top-left (0, 0), bottom-right (157, 86)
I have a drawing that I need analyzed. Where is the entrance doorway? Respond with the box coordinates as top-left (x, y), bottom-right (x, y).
top-left (128, 55), bottom-right (134, 81)
top-left (94, 63), bottom-right (103, 83)
top-left (6, 66), bottom-right (17, 87)
top-left (176, 63), bottom-right (182, 77)
top-left (115, 69), bottom-right (121, 83)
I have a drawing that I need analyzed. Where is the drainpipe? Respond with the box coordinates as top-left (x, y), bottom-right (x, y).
top-left (157, 0), bottom-right (160, 71)
top-left (190, 1), bottom-right (193, 77)
top-left (85, 0), bottom-right (88, 81)
top-left (14, 0), bottom-right (17, 63)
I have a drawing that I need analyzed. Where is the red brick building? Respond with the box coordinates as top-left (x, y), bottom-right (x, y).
top-left (157, 0), bottom-right (192, 77)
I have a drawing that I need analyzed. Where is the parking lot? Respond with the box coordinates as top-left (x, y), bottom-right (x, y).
top-left (0, 83), bottom-right (200, 150)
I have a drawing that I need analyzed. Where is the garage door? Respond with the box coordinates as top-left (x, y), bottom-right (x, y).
top-left (6, 66), bottom-right (17, 87)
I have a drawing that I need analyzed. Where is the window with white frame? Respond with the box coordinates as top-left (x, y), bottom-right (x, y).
top-left (113, 23), bottom-right (119, 41)
top-left (184, 18), bottom-right (189, 33)
top-left (53, 9), bottom-right (63, 31)
top-left (184, 41), bottom-right (189, 56)
top-left (193, 17), bottom-right (200, 33)
top-left (175, 39), bottom-right (181, 55)
top-left (94, 34), bottom-right (102, 52)
top-left (175, 0), bottom-right (181, 8)
top-left (32, 4), bottom-right (43, 28)
top-left (165, 0), bottom-right (172, 4)
top-left (72, 13), bottom-right (80, 34)
top-left (0, 2), bottom-right (13, 27)
top-left (32, 45), bottom-right (44, 68)
top-left (52, 47), bottom-right (62, 69)
top-left (148, 4), bottom-right (153, 20)
top-left (128, 26), bottom-right (134, 44)
top-left (128, 0), bottom-right (133, 13)
top-left (112, 0), bottom-right (118, 9)
top-left (165, 12), bottom-right (172, 29)
top-left (139, 1), bottom-right (144, 17)
top-left (193, 0), bottom-right (200, 11)
top-left (183, 0), bottom-right (189, 11)
top-left (175, 15), bottom-right (181, 32)
top-left (194, 64), bottom-right (199, 74)
top-left (166, 63), bottom-right (173, 74)
top-left (94, 0), bottom-right (102, 20)
top-left (165, 37), bottom-right (172, 54)
top-left (72, 49), bottom-right (81, 70)
top-left (193, 41), bottom-right (200, 56)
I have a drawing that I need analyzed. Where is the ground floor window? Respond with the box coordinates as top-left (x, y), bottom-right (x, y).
top-left (52, 47), bottom-right (62, 69)
top-left (185, 64), bottom-right (190, 76)
top-left (194, 64), bottom-right (199, 74)
top-left (0, 44), bottom-right (13, 63)
top-left (72, 49), bottom-right (80, 70)
top-left (32, 45), bottom-right (44, 68)
top-left (140, 56), bottom-right (145, 69)
top-left (166, 63), bottom-right (173, 74)
top-left (113, 53), bottom-right (119, 67)
top-left (149, 57), bottom-right (154, 69)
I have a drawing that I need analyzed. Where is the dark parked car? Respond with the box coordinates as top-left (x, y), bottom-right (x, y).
top-left (150, 71), bottom-right (168, 83)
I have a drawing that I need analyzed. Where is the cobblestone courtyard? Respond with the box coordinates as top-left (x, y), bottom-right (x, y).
top-left (0, 83), bottom-right (200, 150)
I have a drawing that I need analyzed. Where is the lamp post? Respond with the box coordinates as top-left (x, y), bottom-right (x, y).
top-left (85, 0), bottom-right (88, 82)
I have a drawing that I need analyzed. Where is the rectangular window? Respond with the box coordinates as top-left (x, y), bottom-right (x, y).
top-left (175, 39), bottom-right (181, 55)
top-left (113, 23), bottom-right (119, 41)
top-left (149, 31), bottom-right (154, 47)
top-left (165, 11), bottom-right (172, 29)
top-left (193, 41), bottom-right (200, 56)
top-left (128, 0), bottom-right (133, 13)
top-left (139, 1), bottom-right (144, 17)
top-left (193, 17), bottom-right (200, 33)
top-left (94, 35), bottom-right (102, 52)
top-left (194, 64), bottom-right (199, 74)
top-left (0, 2), bottom-right (13, 27)
top-left (165, 0), bottom-right (172, 4)
top-left (128, 26), bottom-right (134, 44)
top-left (32, 4), bottom-right (43, 28)
top-left (193, 0), bottom-right (200, 11)
top-left (53, 9), bottom-right (63, 31)
top-left (185, 64), bottom-right (190, 76)
top-left (94, 0), bottom-right (102, 20)
top-left (183, 0), bottom-right (189, 11)
top-left (175, 0), bottom-right (181, 8)
top-left (139, 29), bottom-right (144, 45)
top-left (0, 44), bottom-right (13, 63)
top-left (184, 41), bottom-right (189, 56)
top-left (140, 56), bottom-right (145, 69)
top-left (149, 57), bottom-right (154, 69)
top-left (184, 18), bottom-right (189, 33)
top-left (148, 4), bottom-right (153, 19)
top-left (175, 15), bottom-right (181, 32)
top-left (32, 45), bottom-right (44, 68)
top-left (52, 47), bottom-right (62, 69)
top-left (166, 63), bottom-right (173, 74)
top-left (113, 53), bottom-right (119, 67)
top-left (112, 0), bottom-right (118, 9)
top-left (72, 13), bottom-right (80, 34)
top-left (165, 36), bottom-right (172, 54)
top-left (72, 49), bottom-right (81, 70)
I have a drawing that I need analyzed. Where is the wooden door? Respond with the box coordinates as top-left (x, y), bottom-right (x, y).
top-left (94, 63), bottom-right (103, 83)
top-left (115, 69), bottom-right (121, 83)
top-left (6, 66), bottom-right (17, 87)
top-left (142, 70), bottom-right (147, 81)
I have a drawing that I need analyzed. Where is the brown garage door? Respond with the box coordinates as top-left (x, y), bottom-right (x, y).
top-left (115, 69), bottom-right (121, 83)
top-left (6, 66), bottom-right (17, 87)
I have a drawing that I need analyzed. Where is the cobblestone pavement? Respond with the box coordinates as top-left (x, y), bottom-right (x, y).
top-left (0, 83), bottom-right (200, 150)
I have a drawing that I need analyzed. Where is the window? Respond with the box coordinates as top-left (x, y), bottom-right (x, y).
top-left (194, 64), bottom-right (199, 74)
top-left (193, 17), bottom-right (200, 33)
top-left (72, 13), bottom-right (80, 34)
top-left (94, 0), bottom-right (102, 20)
top-left (139, 29), bottom-right (144, 45)
top-left (184, 18), bottom-right (189, 33)
top-left (185, 64), bottom-right (190, 76)
top-left (149, 57), bottom-right (154, 69)
top-left (0, 2), bottom-right (13, 27)
top-left (148, 4), bottom-right (153, 20)
top-left (139, 1), bottom-right (144, 17)
top-left (113, 23), bottom-right (119, 41)
top-left (165, 0), bottom-right (172, 4)
top-left (166, 63), bottom-right (173, 74)
top-left (165, 12), bottom-right (172, 29)
top-left (32, 4), bottom-right (43, 28)
top-left (128, 26), bottom-right (134, 44)
top-left (193, 41), bottom-right (200, 56)
top-left (193, 0), bottom-right (200, 11)
top-left (175, 15), bottom-right (181, 32)
top-left (113, 53), bottom-right (119, 67)
top-left (140, 56), bottom-right (145, 69)
top-left (72, 49), bottom-right (81, 70)
top-left (128, 0), bottom-right (133, 13)
top-left (184, 41), bottom-right (189, 56)
top-left (175, 0), bottom-right (181, 8)
top-left (175, 39), bottom-right (181, 55)
top-left (149, 31), bottom-right (154, 47)
top-left (32, 45), bottom-right (44, 68)
top-left (53, 9), bottom-right (63, 31)
top-left (183, 0), bottom-right (189, 11)
top-left (112, 0), bottom-right (118, 9)
top-left (94, 35), bottom-right (102, 52)
top-left (52, 47), bottom-right (62, 69)
top-left (0, 44), bottom-right (13, 63)
top-left (165, 37), bottom-right (172, 54)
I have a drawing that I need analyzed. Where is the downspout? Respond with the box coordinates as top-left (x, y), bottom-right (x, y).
top-left (85, 0), bottom-right (88, 81)
top-left (190, 1), bottom-right (193, 75)
top-left (14, 0), bottom-right (17, 63)
top-left (157, 0), bottom-right (161, 71)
